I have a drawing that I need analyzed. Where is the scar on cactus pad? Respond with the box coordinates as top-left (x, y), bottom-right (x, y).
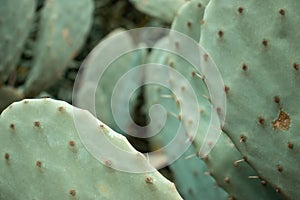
top-left (273, 110), bottom-right (290, 131)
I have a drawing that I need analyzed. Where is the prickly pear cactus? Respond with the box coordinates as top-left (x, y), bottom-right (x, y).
top-left (73, 29), bottom-right (146, 135)
top-left (165, 0), bottom-right (224, 158)
top-left (0, 0), bottom-right (35, 83)
top-left (129, 0), bottom-right (186, 23)
top-left (144, 1), bottom-right (228, 199)
top-left (170, 0), bottom-right (209, 39)
top-left (0, 98), bottom-right (182, 200)
top-left (170, 147), bottom-right (228, 200)
top-left (200, 0), bottom-right (300, 198)
top-left (145, 0), bottom-right (283, 198)
top-left (145, 45), bottom-right (228, 200)
top-left (23, 0), bottom-right (93, 97)
top-left (193, 130), bottom-right (283, 199)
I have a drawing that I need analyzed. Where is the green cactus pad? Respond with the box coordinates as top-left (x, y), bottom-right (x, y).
top-left (144, 3), bottom-right (228, 196)
top-left (129, 0), bottom-right (186, 23)
top-left (201, 0), bottom-right (300, 198)
top-left (145, 0), bottom-right (283, 198)
top-left (0, 98), bottom-right (182, 200)
top-left (194, 131), bottom-right (283, 200)
top-left (0, 0), bottom-right (35, 83)
top-left (145, 47), bottom-right (228, 199)
top-left (23, 0), bottom-right (93, 97)
top-left (74, 29), bottom-right (146, 136)
top-left (171, 0), bottom-right (209, 40)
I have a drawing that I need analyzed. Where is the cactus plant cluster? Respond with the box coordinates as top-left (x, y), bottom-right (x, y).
top-left (0, 0), bottom-right (93, 110)
top-left (1, 0), bottom-right (300, 199)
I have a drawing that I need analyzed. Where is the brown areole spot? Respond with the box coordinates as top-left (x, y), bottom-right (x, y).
top-left (69, 189), bottom-right (76, 196)
top-left (279, 9), bottom-right (285, 16)
top-left (242, 63), bottom-right (247, 71)
top-left (105, 160), bottom-right (112, 167)
top-left (293, 63), bottom-right (299, 70)
top-left (240, 135), bottom-right (246, 142)
top-left (34, 121), bottom-right (40, 127)
top-left (238, 7), bottom-right (244, 14)
top-left (58, 106), bottom-right (65, 112)
top-left (288, 142), bottom-right (294, 149)
top-left (262, 39), bottom-right (268, 46)
top-left (9, 123), bottom-right (15, 130)
top-left (218, 30), bottom-right (224, 38)
top-left (258, 117), bottom-right (265, 125)
top-left (224, 177), bottom-right (230, 183)
top-left (69, 141), bottom-right (75, 147)
top-left (36, 160), bottom-right (42, 167)
top-left (224, 86), bottom-right (230, 93)
top-left (145, 176), bottom-right (153, 184)
top-left (274, 96), bottom-right (280, 104)
top-left (277, 165), bottom-right (283, 172)
top-left (4, 153), bottom-right (9, 160)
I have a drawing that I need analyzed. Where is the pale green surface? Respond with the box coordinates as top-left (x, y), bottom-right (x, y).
top-left (145, 47), bottom-right (228, 200)
top-left (201, 0), bottom-right (300, 198)
top-left (144, 2), bottom-right (228, 197)
top-left (0, 0), bottom-right (35, 83)
top-left (24, 0), bottom-right (94, 97)
top-left (75, 29), bottom-right (146, 135)
top-left (145, 0), bottom-right (284, 198)
top-left (195, 131), bottom-right (283, 200)
top-left (129, 0), bottom-right (186, 23)
top-left (0, 98), bottom-right (182, 200)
